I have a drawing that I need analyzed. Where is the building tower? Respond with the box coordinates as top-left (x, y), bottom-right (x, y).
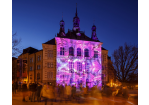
top-left (73, 3), bottom-right (80, 32)
top-left (91, 24), bottom-right (98, 41)
top-left (59, 13), bottom-right (65, 36)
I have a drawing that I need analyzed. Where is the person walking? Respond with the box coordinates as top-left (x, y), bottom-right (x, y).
top-left (36, 82), bottom-right (42, 102)
top-left (41, 83), bottom-right (54, 105)
top-left (22, 81), bottom-right (27, 102)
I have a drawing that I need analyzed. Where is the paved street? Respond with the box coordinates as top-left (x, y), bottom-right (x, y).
top-left (12, 92), bottom-right (138, 105)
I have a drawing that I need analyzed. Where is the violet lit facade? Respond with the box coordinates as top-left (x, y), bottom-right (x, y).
top-left (54, 7), bottom-right (103, 88)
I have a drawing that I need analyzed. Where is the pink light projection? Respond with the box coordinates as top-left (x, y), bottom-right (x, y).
top-left (55, 37), bottom-right (102, 88)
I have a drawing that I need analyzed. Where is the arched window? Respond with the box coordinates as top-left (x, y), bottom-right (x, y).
top-left (69, 47), bottom-right (74, 56)
top-left (60, 47), bottom-right (64, 55)
top-left (77, 48), bottom-right (81, 56)
top-left (84, 49), bottom-right (89, 57)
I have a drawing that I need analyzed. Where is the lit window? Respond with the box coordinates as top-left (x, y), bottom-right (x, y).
top-left (77, 62), bottom-right (82, 71)
top-left (84, 49), bottom-right (89, 57)
top-left (69, 62), bottom-right (74, 73)
top-left (77, 48), bottom-right (81, 56)
top-left (94, 51), bottom-right (98, 58)
top-left (69, 47), bottom-right (74, 56)
top-left (60, 47), bottom-right (64, 55)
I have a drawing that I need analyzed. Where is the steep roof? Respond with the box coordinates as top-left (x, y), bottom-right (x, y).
top-left (102, 47), bottom-right (107, 50)
top-left (19, 47), bottom-right (39, 55)
top-left (12, 57), bottom-right (17, 60)
top-left (43, 38), bottom-right (56, 45)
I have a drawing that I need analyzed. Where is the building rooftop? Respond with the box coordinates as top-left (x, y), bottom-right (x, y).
top-left (57, 29), bottom-right (100, 42)
top-left (43, 38), bottom-right (56, 45)
top-left (102, 47), bottom-right (107, 50)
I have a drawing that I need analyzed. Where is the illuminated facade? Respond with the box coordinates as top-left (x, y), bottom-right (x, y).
top-left (55, 37), bottom-right (102, 87)
top-left (54, 6), bottom-right (103, 88)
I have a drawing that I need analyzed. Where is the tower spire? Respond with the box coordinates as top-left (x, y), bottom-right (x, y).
top-left (76, 3), bottom-right (77, 16)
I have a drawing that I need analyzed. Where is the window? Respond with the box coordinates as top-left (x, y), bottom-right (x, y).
top-left (69, 47), bottom-right (74, 56)
top-left (47, 72), bottom-right (53, 79)
top-left (85, 63), bottom-right (89, 73)
top-left (47, 72), bottom-right (50, 79)
top-left (37, 65), bottom-right (40, 70)
top-left (77, 48), bottom-right (81, 56)
top-left (30, 58), bottom-right (32, 63)
top-left (94, 51), bottom-right (98, 58)
top-left (47, 63), bottom-right (53, 68)
top-left (37, 73), bottom-right (40, 80)
top-left (69, 62), bottom-right (74, 73)
top-left (48, 50), bottom-right (53, 58)
top-left (47, 63), bottom-right (50, 68)
top-left (30, 67), bottom-right (33, 71)
top-left (84, 49), bottom-right (89, 57)
top-left (32, 58), bottom-right (33, 62)
top-left (39, 55), bottom-right (41, 61)
top-left (51, 63), bottom-right (53, 68)
top-left (38, 56), bottom-right (40, 61)
top-left (77, 62), bottom-right (82, 71)
top-left (60, 47), bottom-right (64, 55)
top-left (104, 55), bottom-right (106, 62)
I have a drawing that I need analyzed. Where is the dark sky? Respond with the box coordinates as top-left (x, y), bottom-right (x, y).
top-left (12, 0), bottom-right (138, 57)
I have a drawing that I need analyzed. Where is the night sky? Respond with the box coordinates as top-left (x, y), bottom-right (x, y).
top-left (12, 0), bottom-right (138, 57)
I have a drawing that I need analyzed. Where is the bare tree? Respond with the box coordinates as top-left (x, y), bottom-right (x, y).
top-left (12, 33), bottom-right (22, 57)
top-left (111, 43), bottom-right (138, 83)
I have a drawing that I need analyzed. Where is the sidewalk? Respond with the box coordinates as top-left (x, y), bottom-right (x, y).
top-left (12, 92), bottom-right (138, 105)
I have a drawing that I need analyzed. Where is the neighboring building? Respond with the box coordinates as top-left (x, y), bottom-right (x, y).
top-left (42, 40), bottom-right (56, 85)
top-left (101, 47), bottom-right (108, 86)
top-left (12, 6), bottom-right (114, 88)
top-left (35, 50), bottom-right (43, 83)
top-left (17, 47), bottom-right (41, 83)
top-left (12, 57), bottom-right (17, 81)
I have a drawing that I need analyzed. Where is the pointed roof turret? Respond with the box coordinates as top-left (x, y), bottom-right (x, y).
top-left (73, 3), bottom-right (80, 32)
top-left (75, 3), bottom-right (78, 17)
